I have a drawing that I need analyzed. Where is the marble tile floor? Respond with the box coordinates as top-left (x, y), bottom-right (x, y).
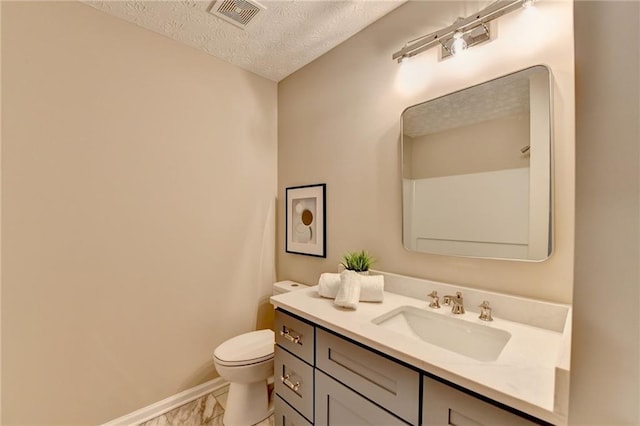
top-left (140, 384), bottom-right (275, 426)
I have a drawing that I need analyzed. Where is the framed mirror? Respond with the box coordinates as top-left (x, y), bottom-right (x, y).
top-left (401, 65), bottom-right (552, 261)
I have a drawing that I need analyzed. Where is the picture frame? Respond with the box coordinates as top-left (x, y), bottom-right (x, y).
top-left (285, 183), bottom-right (326, 257)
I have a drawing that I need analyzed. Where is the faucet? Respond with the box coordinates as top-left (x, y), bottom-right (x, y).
top-left (427, 291), bottom-right (440, 309)
top-left (443, 291), bottom-right (465, 314)
top-left (478, 300), bottom-right (493, 321)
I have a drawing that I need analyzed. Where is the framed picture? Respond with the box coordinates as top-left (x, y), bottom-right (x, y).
top-left (285, 183), bottom-right (326, 257)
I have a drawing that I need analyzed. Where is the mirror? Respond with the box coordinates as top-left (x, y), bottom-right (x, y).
top-left (401, 65), bottom-right (552, 261)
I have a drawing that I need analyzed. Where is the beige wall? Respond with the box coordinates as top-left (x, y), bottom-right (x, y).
top-left (1, 2), bottom-right (277, 424)
top-left (0, 1), bottom-right (3, 422)
top-left (277, 0), bottom-right (575, 303)
top-left (407, 114), bottom-right (530, 179)
top-left (7, 2), bottom-right (637, 426)
top-left (571, 1), bottom-right (639, 424)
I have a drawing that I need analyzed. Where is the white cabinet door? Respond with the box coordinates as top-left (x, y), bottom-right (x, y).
top-left (422, 377), bottom-right (542, 426)
top-left (315, 370), bottom-right (408, 426)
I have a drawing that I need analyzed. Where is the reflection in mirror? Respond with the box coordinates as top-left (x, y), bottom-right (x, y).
top-left (402, 65), bottom-right (552, 261)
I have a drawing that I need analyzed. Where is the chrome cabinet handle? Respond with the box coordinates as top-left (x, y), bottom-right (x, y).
top-left (280, 374), bottom-right (300, 392)
top-left (280, 326), bottom-right (302, 345)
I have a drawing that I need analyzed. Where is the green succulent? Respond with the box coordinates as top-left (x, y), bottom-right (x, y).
top-left (340, 250), bottom-right (375, 272)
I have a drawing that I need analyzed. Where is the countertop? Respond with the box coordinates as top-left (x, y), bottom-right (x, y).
top-left (270, 279), bottom-right (570, 425)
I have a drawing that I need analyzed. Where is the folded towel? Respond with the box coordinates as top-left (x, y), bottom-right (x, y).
top-left (319, 272), bottom-right (384, 302)
top-left (334, 270), bottom-right (361, 310)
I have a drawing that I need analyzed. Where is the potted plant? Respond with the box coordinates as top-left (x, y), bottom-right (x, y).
top-left (340, 250), bottom-right (375, 274)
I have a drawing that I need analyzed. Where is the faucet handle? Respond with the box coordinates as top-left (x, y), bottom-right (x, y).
top-left (428, 291), bottom-right (440, 309)
top-left (479, 300), bottom-right (493, 321)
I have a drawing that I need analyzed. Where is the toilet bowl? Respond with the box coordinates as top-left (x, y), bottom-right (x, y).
top-left (214, 281), bottom-right (306, 426)
top-left (214, 329), bottom-right (275, 425)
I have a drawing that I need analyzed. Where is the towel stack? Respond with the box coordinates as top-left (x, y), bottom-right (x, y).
top-left (318, 271), bottom-right (384, 310)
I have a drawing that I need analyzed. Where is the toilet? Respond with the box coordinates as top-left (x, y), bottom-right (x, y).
top-left (213, 281), bottom-right (306, 426)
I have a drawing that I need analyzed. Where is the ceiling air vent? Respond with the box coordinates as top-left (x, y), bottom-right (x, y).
top-left (208, 0), bottom-right (265, 29)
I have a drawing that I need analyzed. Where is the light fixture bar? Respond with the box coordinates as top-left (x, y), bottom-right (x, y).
top-left (392, 0), bottom-right (529, 62)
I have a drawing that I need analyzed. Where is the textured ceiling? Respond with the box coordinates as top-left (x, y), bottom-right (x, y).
top-left (84, 0), bottom-right (406, 82)
top-left (403, 73), bottom-right (531, 138)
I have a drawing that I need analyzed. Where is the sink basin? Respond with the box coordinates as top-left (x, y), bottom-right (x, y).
top-left (372, 306), bottom-right (511, 362)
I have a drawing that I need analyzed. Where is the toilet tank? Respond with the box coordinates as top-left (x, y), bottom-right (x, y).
top-left (273, 280), bottom-right (307, 295)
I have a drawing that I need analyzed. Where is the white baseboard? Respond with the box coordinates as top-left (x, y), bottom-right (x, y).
top-left (101, 377), bottom-right (229, 426)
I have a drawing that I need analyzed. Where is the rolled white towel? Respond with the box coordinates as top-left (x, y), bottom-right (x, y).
top-left (334, 270), bottom-right (361, 310)
top-left (318, 272), bottom-right (384, 302)
top-left (318, 273), bottom-right (341, 299)
top-left (360, 274), bottom-right (384, 302)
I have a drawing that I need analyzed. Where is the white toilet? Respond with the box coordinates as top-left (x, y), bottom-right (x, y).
top-left (213, 281), bottom-right (306, 426)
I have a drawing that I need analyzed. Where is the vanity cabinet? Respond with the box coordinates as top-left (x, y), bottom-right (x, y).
top-left (274, 311), bottom-right (316, 425)
top-left (275, 346), bottom-right (314, 422)
top-left (275, 310), bottom-right (315, 363)
top-left (315, 370), bottom-right (407, 426)
top-left (274, 309), bottom-right (547, 426)
top-left (274, 394), bottom-right (313, 426)
top-left (422, 377), bottom-right (540, 426)
top-left (316, 329), bottom-right (419, 425)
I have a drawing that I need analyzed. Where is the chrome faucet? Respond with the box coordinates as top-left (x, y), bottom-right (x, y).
top-left (427, 291), bottom-right (440, 309)
top-left (443, 291), bottom-right (465, 314)
top-left (478, 301), bottom-right (493, 321)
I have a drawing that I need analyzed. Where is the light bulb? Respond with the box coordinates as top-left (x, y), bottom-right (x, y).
top-left (451, 31), bottom-right (467, 55)
top-left (522, 0), bottom-right (535, 8)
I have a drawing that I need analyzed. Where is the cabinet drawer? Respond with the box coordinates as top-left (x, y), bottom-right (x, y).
top-left (422, 377), bottom-right (541, 426)
top-left (275, 310), bottom-right (315, 365)
top-left (316, 329), bottom-right (420, 425)
top-left (275, 395), bottom-right (313, 426)
top-left (275, 345), bottom-right (314, 423)
top-left (315, 370), bottom-right (408, 426)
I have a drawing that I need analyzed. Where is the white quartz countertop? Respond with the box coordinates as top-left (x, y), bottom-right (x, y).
top-left (271, 284), bottom-right (569, 425)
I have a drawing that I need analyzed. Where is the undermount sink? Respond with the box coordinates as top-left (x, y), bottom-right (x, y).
top-left (371, 306), bottom-right (511, 362)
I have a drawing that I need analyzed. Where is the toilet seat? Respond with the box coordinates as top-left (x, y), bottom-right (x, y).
top-left (214, 329), bottom-right (274, 367)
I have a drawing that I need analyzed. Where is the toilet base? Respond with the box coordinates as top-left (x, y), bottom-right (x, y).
top-left (223, 380), bottom-right (272, 426)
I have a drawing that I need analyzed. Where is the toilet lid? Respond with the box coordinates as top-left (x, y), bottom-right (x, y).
top-left (214, 329), bottom-right (274, 366)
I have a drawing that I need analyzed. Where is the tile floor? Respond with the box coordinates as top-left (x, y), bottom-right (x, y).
top-left (140, 384), bottom-right (274, 426)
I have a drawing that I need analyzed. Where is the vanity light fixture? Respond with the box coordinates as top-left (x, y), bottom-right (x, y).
top-left (449, 30), bottom-right (468, 56)
top-left (392, 0), bottom-right (535, 63)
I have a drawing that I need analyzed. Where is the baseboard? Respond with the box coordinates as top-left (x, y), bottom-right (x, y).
top-left (101, 377), bottom-right (228, 426)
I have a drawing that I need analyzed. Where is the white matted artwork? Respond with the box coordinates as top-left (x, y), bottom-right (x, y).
top-left (285, 184), bottom-right (326, 257)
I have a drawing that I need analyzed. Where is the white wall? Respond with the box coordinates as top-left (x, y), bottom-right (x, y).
top-left (278, 0), bottom-right (575, 303)
top-left (1, 2), bottom-right (277, 424)
top-left (570, 2), bottom-right (640, 424)
top-left (407, 168), bottom-right (530, 258)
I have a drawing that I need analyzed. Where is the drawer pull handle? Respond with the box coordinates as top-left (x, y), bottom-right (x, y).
top-left (280, 327), bottom-right (302, 345)
top-left (281, 374), bottom-right (300, 392)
